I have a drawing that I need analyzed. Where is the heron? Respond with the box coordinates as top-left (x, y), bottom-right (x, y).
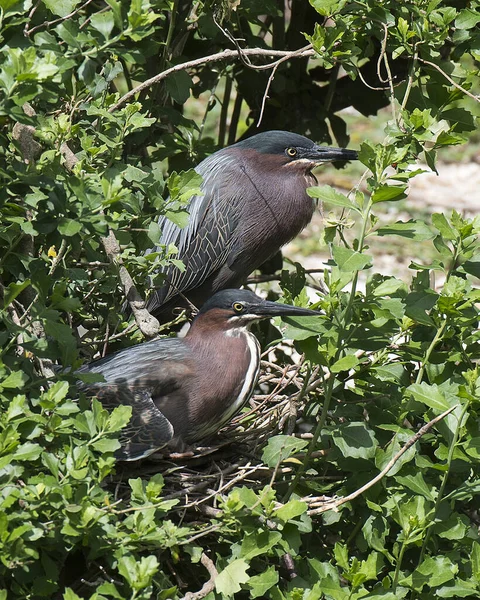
top-left (146, 130), bottom-right (357, 319)
top-left (78, 289), bottom-right (320, 461)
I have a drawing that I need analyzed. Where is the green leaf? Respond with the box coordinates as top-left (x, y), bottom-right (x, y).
top-left (376, 221), bottom-right (434, 240)
top-left (43, 0), bottom-right (80, 17)
top-left (395, 472), bottom-right (436, 501)
top-left (107, 405), bottom-right (132, 431)
top-left (332, 422), bottom-right (377, 460)
top-left (334, 542), bottom-right (349, 569)
top-left (167, 169), bottom-right (203, 204)
top-left (3, 279), bottom-right (31, 308)
top-left (91, 438), bottom-right (121, 453)
top-left (472, 541), bottom-right (480, 581)
top-left (436, 582), bottom-right (480, 598)
top-left (332, 246), bottom-right (372, 272)
top-left (404, 291), bottom-right (438, 325)
top-left (371, 184), bottom-right (407, 203)
top-left (44, 380), bottom-right (70, 404)
top-left (261, 435), bottom-right (308, 467)
top-left (165, 70), bottom-right (192, 104)
top-left (63, 589), bottom-right (82, 600)
top-left (401, 556), bottom-right (457, 591)
top-left (240, 531), bottom-right (282, 559)
top-left (307, 184), bottom-right (360, 213)
top-left (1, 370), bottom-right (29, 389)
top-left (247, 566), bottom-right (279, 598)
top-left (432, 213), bottom-right (456, 240)
top-left (310, 0), bottom-right (345, 17)
top-left (281, 315), bottom-right (325, 341)
top-left (90, 11), bottom-right (115, 39)
top-left (406, 382), bottom-right (451, 412)
top-left (14, 442), bottom-right (42, 461)
top-left (147, 221), bottom-right (162, 244)
top-left (330, 353), bottom-right (360, 374)
top-left (462, 256), bottom-right (480, 278)
top-left (215, 559), bottom-right (250, 597)
top-left (58, 218), bottom-right (83, 237)
top-left (124, 165), bottom-right (149, 183)
top-left (456, 8), bottom-right (480, 29)
top-left (117, 555), bottom-right (159, 591)
top-left (274, 499), bottom-right (307, 522)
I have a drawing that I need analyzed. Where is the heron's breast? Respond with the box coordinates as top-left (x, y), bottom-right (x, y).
top-left (183, 330), bottom-right (260, 441)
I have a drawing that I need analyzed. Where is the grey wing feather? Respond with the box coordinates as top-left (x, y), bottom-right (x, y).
top-left (95, 387), bottom-right (175, 461)
top-left (77, 338), bottom-right (188, 387)
top-left (150, 152), bottom-right (245, 310)
top-left (76, 338), bottom-right (190, 461)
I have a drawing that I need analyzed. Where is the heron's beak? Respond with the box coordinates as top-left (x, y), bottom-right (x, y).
top-left (253, 300), bottom-right (322, 319)
top-left (304, 145), bottom-right (358, 163)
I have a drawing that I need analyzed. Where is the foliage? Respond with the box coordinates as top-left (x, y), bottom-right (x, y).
top-left (1, 0), bottom-right (480, 598)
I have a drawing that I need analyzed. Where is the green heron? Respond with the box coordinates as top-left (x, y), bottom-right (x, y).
top-left (78, 289), bottom-right (320, 461)
top-left (147, 130), bottom-right (358, 319)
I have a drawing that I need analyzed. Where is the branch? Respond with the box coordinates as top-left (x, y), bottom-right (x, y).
top-left (101, 230), bottom-right (160, 338)
top-left (307, 405), bottom-right (458, 516)
top-left (24, 0), bottom-right (96, 37)
top-left (418, 57), bottom-right (480, 103)
top-left (12, 102), bottom-right (42, 163)
top-left (181, 553), bottom-right (218, 600)
top-left (109, 46), bottom-right (315, 113)
top-left (55, 144), bottom-right (160, 338)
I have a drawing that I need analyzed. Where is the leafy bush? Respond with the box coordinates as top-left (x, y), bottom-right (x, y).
top-left (1, 0), bottom-right (480, 598)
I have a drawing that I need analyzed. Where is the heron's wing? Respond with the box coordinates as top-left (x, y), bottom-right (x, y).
top-left (94, 386), bottom-right (175, 460)
top-left (149, 153), bottom-right (244, 311)
top-left (77, 338), bottom-right (191, 460)
top-left (77, 338), bottom-right (188, 386)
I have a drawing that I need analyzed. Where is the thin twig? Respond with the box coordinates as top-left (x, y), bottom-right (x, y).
top-left (48, 239), bottom-right (67, 275)
top-left (256, 59), bottom-right (281, 127)
top-left (400, 46), bottom-right (419, 111)
top-left (418, 57), bottom-right (480, 103)
top-left (24, 0), bottom-right (96, 37)
top-left (307, 405), bottom-right (458, 515)
top-left (109, 47), bottom-right (315, 113)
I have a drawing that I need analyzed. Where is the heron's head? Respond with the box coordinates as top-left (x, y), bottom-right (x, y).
top-left (189, 288), bottom-right (321, 333)
top-left (231, 130), bottom-right (358, 174)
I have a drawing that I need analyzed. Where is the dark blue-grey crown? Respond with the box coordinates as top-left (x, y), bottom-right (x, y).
top-left (197, 289), bottom-right (262, 315)
top-left (233, 130), bottom-right (316, 155)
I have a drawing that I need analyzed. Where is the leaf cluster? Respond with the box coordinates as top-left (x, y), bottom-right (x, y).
top-left (0, 0), bottom-right (480, 598)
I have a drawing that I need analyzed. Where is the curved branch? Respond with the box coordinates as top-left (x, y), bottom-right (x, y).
top-left (307, 405), bottom-right (458, 516)
top-left (181, 553), bottom-right (218, 600)
top-left (109, 46), bottom-right (315, 113)
top-left (418, 57), bottom-right (480, 103)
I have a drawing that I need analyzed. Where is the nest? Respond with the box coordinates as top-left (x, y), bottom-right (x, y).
top-left (107, 342), bottom-right (334, 518)
top-left (106, 338), bottom-right (452, 526)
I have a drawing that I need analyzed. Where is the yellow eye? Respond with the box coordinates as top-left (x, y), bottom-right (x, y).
top-left (286, 147), bottom-right (297, 157)
top-left (233, 302), bottom-right (244, 313)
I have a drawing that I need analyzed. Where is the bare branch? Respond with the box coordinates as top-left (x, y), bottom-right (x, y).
top-left (12, 103), bottom-right (42, 164)
top-left (101, 230), bottom-right (160, 338)
top-left (181, 553), bottom-right (218, 600)
top-left (24, 0), bottom-right (96, 37)
top-left (109, 46), bottom-right (315, 113)
top-left (307, 405), bottom-right (458, 515)
top-left (58, 145), bottom-right (160, 338)
top-left (418, 57), bottom-right (480, 103)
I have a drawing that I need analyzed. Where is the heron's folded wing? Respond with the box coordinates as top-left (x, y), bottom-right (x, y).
top-left (95, 387), bottom-right (175, 461)
top-left (149, 154), bottom-right (245, 311)
top-left (76, 338), bottom-right (192, 461)
top-left (77, 338), bottom-right (188, 385)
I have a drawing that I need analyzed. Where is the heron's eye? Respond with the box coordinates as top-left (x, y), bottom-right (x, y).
top-left (233, 302), bottom-right (244, 313)
top-left (286, 147), bottom-right (297, 157)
